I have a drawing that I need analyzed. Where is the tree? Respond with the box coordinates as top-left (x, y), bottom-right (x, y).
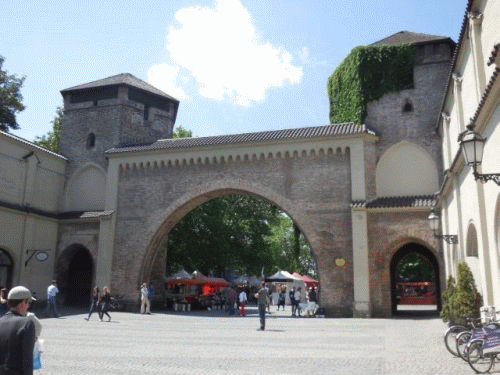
top-left (172, 124), bottom-right (192, 139)
top-left (0, 56), bottom-right (25, 132)
top-left (34, 106), bottom-right (63, 152)
top-left (166, 194), bottom-right (317, 278)
top-left (450, 262), bottom-right (483, 324)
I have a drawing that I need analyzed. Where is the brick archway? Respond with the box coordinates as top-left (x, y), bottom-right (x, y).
top-left (108, 144), bottom-right (357, 316)
top-left (389, 240), bottom-right (441, 315)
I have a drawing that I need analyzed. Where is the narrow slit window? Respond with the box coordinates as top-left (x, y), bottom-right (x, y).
top-left (87, 133), bottom-right (96, 149)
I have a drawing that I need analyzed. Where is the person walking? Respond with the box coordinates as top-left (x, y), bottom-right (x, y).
top-left (84, 287), bottom-right (100, 321)
top-left (256, 283), bottom-right (269, 331)
top-left (294, 287), bottom-right (302, 317)
top-left (147, 282), bottom-right (155, 313)
top-left (99, 287), bottom-right (112, 322)
top-left (140, 283), bottom-right (150, 314)
top-left (238, 289), bottom-right (247, 317)
top-left (277, 289), bottom-right (286, 311)
top-left (0, 286), bottom-right (36, 374)
top-left (289, 287), bottom-right (296, 316)
top-left (46, 280), bottom-right (59, 317)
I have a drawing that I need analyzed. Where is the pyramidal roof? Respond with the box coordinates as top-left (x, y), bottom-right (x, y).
top-left (61, 73), bottom-right (178, 102)
top-left (371, 31), bottom-right (453, 46)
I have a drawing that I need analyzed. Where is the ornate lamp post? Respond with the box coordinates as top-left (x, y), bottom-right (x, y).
top-left (459, 124), bottom-right (500, 185)
top-left (427, 210), bottom-right (458, 244)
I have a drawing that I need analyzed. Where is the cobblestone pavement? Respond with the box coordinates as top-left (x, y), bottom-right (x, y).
top-left (33, 306), bottom-right (490, 375)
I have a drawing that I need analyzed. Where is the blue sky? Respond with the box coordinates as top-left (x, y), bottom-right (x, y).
top-left (1, 0), bottom-right (465, 142)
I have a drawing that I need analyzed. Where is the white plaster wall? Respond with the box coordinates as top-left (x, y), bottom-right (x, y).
top-left (65, 164), bottom-right (106, 211)
top-left (375, 141), bottom-right (439, 197)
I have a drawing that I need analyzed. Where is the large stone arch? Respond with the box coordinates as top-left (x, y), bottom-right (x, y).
top-left (111, 155), bottom-right (354, 316)
top-left (138, 180), bottom-right (319, 284)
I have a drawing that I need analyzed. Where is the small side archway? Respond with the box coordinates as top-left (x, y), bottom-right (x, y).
top-left (56, 244), bottom-right (94, 306)
top-left (0, 248), bottom-right (14, 289)
top-left (390, 242), bottom-right (441, 315)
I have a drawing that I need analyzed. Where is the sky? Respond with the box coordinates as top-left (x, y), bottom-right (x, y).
top-left (1, 0), bottom-right (466, 142)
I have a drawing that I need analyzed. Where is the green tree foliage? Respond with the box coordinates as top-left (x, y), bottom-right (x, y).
top-left (166, 194), bottom-right (316, 278)
top-left (0, 56), bottom-right (25, 132)
top-left (34, 106), bottom-right (63, 152)
top-left (172, 124), bottom-right (192, 139)
top-left (441, 262), bottom-right (483, 324)
top-left (327, 44), bottom-right (416, 125)
top-left (395, 252), bottom-right (434, 281)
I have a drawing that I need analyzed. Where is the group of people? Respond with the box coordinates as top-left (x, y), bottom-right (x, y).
top-left (0, 285), bottom-right (42, 374)
top-left (84, 286), bottom-right (113, 322)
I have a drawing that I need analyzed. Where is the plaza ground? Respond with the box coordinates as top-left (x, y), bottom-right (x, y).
top-left (33, 305), bottom-right (485, 375)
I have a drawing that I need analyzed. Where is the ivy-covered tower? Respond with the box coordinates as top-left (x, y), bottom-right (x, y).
top-left (329, 31), bottom-right (456, 317)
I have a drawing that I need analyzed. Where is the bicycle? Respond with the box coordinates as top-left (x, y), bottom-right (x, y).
top-left (109, 296), bottom-right (124, 311)
top-left (466, 325), bottom-right (500, 374)
top-left (444, 318), bottom-right (476, 357)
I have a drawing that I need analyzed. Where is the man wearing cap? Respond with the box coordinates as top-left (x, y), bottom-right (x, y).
top-left (0, 286), bottom-right (36, 374)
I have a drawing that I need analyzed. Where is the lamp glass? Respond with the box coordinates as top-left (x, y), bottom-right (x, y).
top-left (460, 129), bottom-right (485, 167)
top-left (428, 211), bottom-right (440, 232)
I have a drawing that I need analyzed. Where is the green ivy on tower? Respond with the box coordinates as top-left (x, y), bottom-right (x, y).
top-left (327, 44), bottom-right (416, 125)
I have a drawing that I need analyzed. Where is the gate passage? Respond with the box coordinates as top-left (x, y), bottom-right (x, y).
top-left (396, 281), bottom-right (437, 305)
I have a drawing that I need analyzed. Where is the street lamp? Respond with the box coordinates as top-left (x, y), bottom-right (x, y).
top-left (427, 210), bottom-right (458, 244)
top-left (459, 124), bottom-right (500, 185)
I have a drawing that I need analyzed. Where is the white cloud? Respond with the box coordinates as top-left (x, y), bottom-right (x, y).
top-left (147, 63), bottom-right (189, 100)
top-left (149, 0), bottom-right (303, 106)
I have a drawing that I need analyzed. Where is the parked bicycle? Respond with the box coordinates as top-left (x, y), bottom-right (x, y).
top-left (466, 324), bottom-right (500, 373)
top-left (109, 296), bottom-right (124, 311)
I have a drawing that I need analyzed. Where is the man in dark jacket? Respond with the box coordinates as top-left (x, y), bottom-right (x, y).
top-left (0, 286), bottom-right (36, 375)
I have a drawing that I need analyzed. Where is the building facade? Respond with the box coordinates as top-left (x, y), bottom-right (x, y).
top-left (436, 0), bottom-right (500, 309)
top-left (0, 29), bottom-right (461, 316)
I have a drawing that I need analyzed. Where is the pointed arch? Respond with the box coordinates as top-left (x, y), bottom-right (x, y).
top-left (376, 141), bottom-right (439, 197)
top-left (65, 162), bottom-right (106, 211)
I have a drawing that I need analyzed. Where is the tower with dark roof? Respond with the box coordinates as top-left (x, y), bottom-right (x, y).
top-left (59, 73), bottom-right (179, 174)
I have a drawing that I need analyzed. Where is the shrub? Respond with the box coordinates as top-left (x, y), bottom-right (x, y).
top-left (441, 262), bottom-right (483, 324)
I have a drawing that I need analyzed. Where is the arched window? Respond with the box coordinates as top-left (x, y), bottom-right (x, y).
top-left (0, 249), bottom-right (13, 289)
top-left (86, 133), bottom-right (96, 149)
top-left (466, 225), bottom-right (479, 257)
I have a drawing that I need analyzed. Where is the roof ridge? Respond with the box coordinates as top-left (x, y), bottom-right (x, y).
top-left (107, 123), bottom-right (379, 154)
top-left (61, 73), bottom-right (178, 102)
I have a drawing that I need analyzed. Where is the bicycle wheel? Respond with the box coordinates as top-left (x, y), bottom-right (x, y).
top-left (457, 331), bottom-right (472, 361)
top-left (445, 325), bottom-right (467, 356)
top-left (468, 340), bottom-right (494, 373)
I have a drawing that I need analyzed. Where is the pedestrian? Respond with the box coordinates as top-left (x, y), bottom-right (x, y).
top-left (227, 287), bottom-right (237, 316)
top-left (277, 289), bottom-right (286, 311)
top-left (46, 280), bottom-right (59, 317)
top-left (140, 283), bottom-right (150, 314)
top-left (0, 288), bottom-right (7, 316)
top-left (84, 287), bottom-right (100, 321)
top-left (99, 286), bottom-right (112, 322)
top-left (238, 288), bottom-right (247, 316)
top-left (289, 287), bottom-right (296, 316)
top-left (0, 286), bottom-right (36, 374)
top-left (147, 282), bottom-right (155, 312)
top-left (294, 287), bottom-right (302, 317)
top-left (265, 284), bottom-right (271, 314)
top-left (256, 283), bottom-right (269, 331)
